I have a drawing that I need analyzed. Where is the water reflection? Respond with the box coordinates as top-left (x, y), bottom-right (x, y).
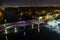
top-left (37, 24), bottom-right (40, 32)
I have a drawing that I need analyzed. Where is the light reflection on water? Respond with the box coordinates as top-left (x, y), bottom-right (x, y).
top-left (37, 24), bottom-right (40, 32)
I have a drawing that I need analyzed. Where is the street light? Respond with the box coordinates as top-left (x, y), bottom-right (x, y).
top-left (20, 12), bottom-right (23, 16)
top-left (31, 24), bottom-right (34, 29)
top-left (38, 16), bottom-right (43, 22)
top-left (5, 29), bottom-right (8, 40)
top-left (14, 27), bottom-right (17, 33)
top-left (5, 29), bottom-right (8, 34)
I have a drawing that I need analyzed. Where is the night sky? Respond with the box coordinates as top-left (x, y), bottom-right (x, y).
top-left (0, 0), bottom-right (59, 6)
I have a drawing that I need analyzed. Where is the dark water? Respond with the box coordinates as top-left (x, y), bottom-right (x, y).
top-left (0, 26), bottom-right (60, 40)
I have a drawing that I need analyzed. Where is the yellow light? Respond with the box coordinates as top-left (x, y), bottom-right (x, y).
top-left (0, 12), bottom-right (3, 17)
top-left (42, 10), bottom-right (45, 13)
top-left (45, 14), bottom-right (49, 20)
top-left (54, 9), bottom-right (60, 13)
top-left (35, 11), bottom-right (38, 14)
top-left (39, 17), bottom-right (42, 20)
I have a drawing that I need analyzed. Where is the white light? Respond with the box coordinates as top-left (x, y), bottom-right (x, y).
top-left (5, 26), bottom-right (12, 29)
top-left (37, 24), bottom-right (40, 32)
top-left (48, 15), bottom-right (53, 19)
top-left (5, 29), bottom-right (8, 34)
top-left (3, 24), bottom-right (6, 27)
top-left (14, 28), bottom-right (17, 33)
top-left (32, 24), bottom-right (33, 27)
top-left (38, 28), bottom-right (40, 32)
top-left (14, 28), bottom-right (16, 30)
top-left (38, 17), bottom-right (43, 22)
top-left (47, 20), bottom-right (57, 28)
top-left (55, 14), bottom-right (59, 17)
top-left (24, 32), bottom-right (26, 36)
top-left (4, 19), bottom-right (7, 23)
top-left (56, 26), bottom-right (59, 29)
top-left (38, 24), bottom-right (40, 28)
top-left (5, 36), bottom-right (8, 40)
top-left (20, 12), bottom-right (23, 16)
top-left (39, 17), bottom-right (42, 20)
top-left (31, 24), bottom-right (34, 29)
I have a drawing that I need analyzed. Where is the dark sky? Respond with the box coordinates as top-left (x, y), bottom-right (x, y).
top-left (1, 0), bottom-right (60, 6)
